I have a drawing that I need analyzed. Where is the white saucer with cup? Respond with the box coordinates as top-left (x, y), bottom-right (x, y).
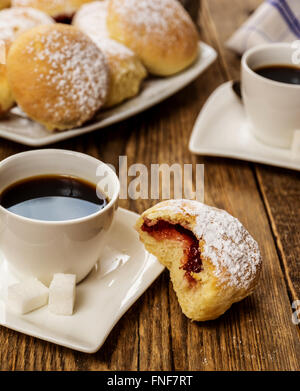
top-left (0, 149), bottom-right (120, 286)
top-left (241, 42), bottom-right (300, 151)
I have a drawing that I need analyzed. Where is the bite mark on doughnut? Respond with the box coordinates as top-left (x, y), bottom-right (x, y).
top-left (141, 218), bottom-right (203, 284)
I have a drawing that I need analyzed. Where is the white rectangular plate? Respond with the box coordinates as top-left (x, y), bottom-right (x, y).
top-left (0, 208), bottom-right (164, 353)
top-left (0, 42), bottom-right (217, 147)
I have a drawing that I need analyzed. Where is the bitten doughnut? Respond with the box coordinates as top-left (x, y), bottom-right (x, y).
top-left (107, 0), bottom-right (199, 76)
top-left (12, 0), bottom-right (94, 21)
top-left (136, 199), bottom-right (262, 321)
top-left (73, 1), bottom-right (147, 108)
top-left (7, 24), bottom-right (109, 131)
top-left (0, 7), bottom-right (54, 116)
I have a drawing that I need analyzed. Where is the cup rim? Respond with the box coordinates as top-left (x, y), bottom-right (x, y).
top-left (242, 42), bottom-right (300, 90)
top-left (0, 149), bottom-right (120, 226)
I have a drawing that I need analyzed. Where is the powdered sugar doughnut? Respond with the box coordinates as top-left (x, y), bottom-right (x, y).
top-left (73, 1), bottom-right (147, 108)
top-left (12, 0), bottom-right (94, 21)
top-left (107, 0), bottom-right (199, 76)
top-left (0, 7), bottom-right (54, 116)
top-left (7, 24), bottom-right (109, 131)
top-left (136, 199), bottom-right (262, 321)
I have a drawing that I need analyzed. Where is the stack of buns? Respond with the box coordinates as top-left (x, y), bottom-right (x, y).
top-left (1, 0), bottom-right (200, 131)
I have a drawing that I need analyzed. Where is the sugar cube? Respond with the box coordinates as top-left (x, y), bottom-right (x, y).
top-left (49, 274), bottom-right (76, 316)
top-left (7, 278), bottom-right (49, 314)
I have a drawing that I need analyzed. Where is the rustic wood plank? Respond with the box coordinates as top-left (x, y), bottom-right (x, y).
top-left (256, 166), bottom-right (300, 303)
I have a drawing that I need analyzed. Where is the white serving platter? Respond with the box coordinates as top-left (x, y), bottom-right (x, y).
top-left (189, 81), bottom-right (300, 171)
top-left (0, 208), bottom-right (164, 353)
top-left (0, 42), bottom-right (217, 147)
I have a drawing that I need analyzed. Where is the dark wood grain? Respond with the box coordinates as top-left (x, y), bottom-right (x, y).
top-left (256, 166), bottom-right (300, 303)
top-left (0, 0), bottom-right (299, 371)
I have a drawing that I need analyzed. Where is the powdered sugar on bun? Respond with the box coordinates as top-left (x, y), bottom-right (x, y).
top-left (140, 199), bottom-right (261, 290)
top-left (73, 1), bottom-right (136, 60)
top-left (7, 24), bottom-right (109, 131)
top-left (73, 1), bottom-right (110, 39)
top-left (107, 0), bottom-right (199, 76)
top-left (73, 1), bottom-right (147, 108)
top-left (0, 7), bottom-right (54, 46)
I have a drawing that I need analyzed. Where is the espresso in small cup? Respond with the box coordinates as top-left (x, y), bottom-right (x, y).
top-left (0, 175), bottom-right (108, 221)
top-left (241, 43), bottom-right (300, 149)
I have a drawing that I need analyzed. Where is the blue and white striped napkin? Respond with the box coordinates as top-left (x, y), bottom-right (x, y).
top-left (227, 0), bottom-right (300, 54)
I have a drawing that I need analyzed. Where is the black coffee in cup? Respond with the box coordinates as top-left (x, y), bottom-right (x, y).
top-left (0, 175), bottom-right (108, 221)
top-left (254, 64), bottom-right (300, 85)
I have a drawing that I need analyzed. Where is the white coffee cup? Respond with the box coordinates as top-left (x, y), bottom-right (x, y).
top-left (241, 43), bottom-right (300, 149)
top-left (0, 149), bottom-right (120, 285)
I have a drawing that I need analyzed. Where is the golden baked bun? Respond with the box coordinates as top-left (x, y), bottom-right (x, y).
top-left (88, 38), bottom-right (147, 108)
top-left (0, 1), bottom-right (11, 10)
top-left (136, 200), bottom-right (262, 321)
top-left (107, 0), bottom-right (199, 76)
top-left (7, 24), bottom-right (109, 131)
top-left (12, 0), bottom-right (94, 20)
top-left (73, 1), bottom-right (147, 108)
top-left (0, 7), bottom-right (54, 116)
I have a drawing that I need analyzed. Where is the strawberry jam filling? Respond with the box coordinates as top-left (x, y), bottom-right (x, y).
top-left (141, 219), bottom-right (202, 282)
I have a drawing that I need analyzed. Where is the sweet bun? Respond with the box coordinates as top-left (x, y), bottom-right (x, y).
top-left (107, 0), bottom-right (199, 76)
top-left (90, 39), bottom-right (147, 108)
top-left (136, 199), bottom-right (262, 321)
top-left (12, 0), bottom-right (94, 21)
top-left (7, 24), bottom-right (109, 131)
top-left (73, 1), bottom-right (147, 108)
top-left (0, 7), bottom-right (54, 116)
top-left (0, 1), bottom-right (11, 10)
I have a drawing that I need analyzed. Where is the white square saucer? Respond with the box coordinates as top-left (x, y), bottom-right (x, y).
top-left (0, 208), bottom-right (164, 353)
top-left (189, 81), bottom-right (300, 171)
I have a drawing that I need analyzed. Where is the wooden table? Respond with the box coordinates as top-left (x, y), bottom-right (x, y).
top-left (0, 0), bottom-right (299, 371)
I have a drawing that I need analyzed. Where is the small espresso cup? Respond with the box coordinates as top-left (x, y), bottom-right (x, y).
top-left (241, 43), bottom-right (300, 149)
top-left (0, 149), bottom-right (120, 285)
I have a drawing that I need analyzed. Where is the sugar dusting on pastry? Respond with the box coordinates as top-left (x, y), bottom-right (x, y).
top-left (7, 24), bottom-right (109, 130)
top-left (73, 0), bottom-right (110, 40)
top-left (73, 1), bottom-right (136, 59)
top-left (25, 27), bottom-right (108, 120)
top-left (136, 199), bottom-right (262, 321)
top-left (0, 7), bottom-right (54, 45)
top-left (107, 0), bottom-right (199, 76)
top-left (141, 199), bottom-right (261, 290)
top-left (111, 0), bottom-right (193, 43)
